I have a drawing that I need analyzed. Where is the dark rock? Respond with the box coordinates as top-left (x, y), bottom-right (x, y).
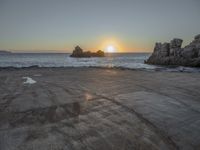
top-left (169, 39), bottom-right (183, 56)
top-left (70, 46), bottom-right (105, 58)
top-left (170, 38), bottom-right (183, 49)
top-left (70, 46), bottom-right (83, 57)
top-left (151, 42), bottom-right (169, 57)
top-left (160, 43), bottom-right (170, 57)
top-left (198, 49), bottom-right (200, 57)
top-left (172, 48), bottom-right (183, 57)
top-left (182, 45), bottom-right (198, 59)
top-left (154, 43), bottom-right (162, 52)
top-left (194, 34), bottom-right (200, 40)
top-left (146, 34), bottom-right (200, 67)
top-left (96, 50), bottom-right (105, 57)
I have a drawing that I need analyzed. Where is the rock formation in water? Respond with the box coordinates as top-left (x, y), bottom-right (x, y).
top-left (146, 34), bottom-right (200, 67)
top-left (70, 46), bottom-right (105, 58)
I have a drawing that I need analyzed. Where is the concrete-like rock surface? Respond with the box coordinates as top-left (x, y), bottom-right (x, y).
top-left (0, 68), bottom-right (200, 150)
top-left (146, 34), bottom-right (200, 67)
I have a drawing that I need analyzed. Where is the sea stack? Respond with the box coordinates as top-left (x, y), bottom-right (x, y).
top-left (146, 34), bottom-right (200, 67)
top-left (70, 46), bottom-right (105, 58)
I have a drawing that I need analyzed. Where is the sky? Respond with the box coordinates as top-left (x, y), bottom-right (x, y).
top-left (0, 0), bottom-right (200, 53)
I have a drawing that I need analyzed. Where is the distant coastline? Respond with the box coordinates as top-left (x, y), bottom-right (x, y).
top-left (0, 50), bottom-right (11, 54)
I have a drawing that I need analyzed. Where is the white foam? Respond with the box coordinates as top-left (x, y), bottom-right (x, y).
top-left (22, 77), bottom-right (36, 84)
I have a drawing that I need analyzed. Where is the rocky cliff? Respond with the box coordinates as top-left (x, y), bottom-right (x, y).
top-left (146, 34), bottom-right (200, 67)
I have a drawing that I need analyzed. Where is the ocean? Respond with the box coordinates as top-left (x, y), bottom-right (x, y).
top-left (0, 53), bottom-right (200, 72)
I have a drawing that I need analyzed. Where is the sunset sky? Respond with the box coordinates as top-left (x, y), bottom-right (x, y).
top-left (0, 0), bottom-right (200, 53)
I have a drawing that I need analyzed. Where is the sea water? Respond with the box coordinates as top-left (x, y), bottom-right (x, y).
top-left (0, 53), bottom-right (200, 72)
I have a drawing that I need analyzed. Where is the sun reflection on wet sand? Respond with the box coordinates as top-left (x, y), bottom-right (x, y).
top-left (85, 93), bottom-right (93, 101)
top-left (105, 69), bottom-right (117, 75)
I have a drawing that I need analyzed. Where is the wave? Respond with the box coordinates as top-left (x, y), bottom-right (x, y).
top-left (1, 64), bottom-right (200, 73)
top-left (0, 53), bottom-right (200, 73)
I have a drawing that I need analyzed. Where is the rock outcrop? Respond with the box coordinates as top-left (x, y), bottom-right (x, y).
top-left (146, 34), bottom-right (200, 67)
top-left (70, 46), bottom-right (105, 58)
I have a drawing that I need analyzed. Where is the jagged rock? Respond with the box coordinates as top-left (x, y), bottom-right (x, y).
top-left (169, 48), bottom-right (182, 57)
top-left (70, 46), bottom-right (83, 57)
top-left (70, 46), bottom-right (104, 58)
top-left (154, 43), bottom-right (162, 52)
top-left (170, 38), bottom-right (183, 48)
top-left (196, 43), bottom-right (200, 49)
top-left (96, 50), bottom-right (105, 57)
top-left (146, 34), bottom-right (200, 67)
top-left (182, 45), bottom-right (198, 59)
top-left (169, 39), bottom-right (183, 56)
top-left (194, 34), bottom-right (200, 40)
top-left (151, 42), bottom-right (169, 57)
top-left (160, 43), bottom-right (170, 57)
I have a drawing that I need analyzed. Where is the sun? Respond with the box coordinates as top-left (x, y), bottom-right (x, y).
top-left (106, 45), bottom-right (116, 53)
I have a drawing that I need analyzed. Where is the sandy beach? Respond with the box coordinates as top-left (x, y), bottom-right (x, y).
top-left (0, 68), bottom-right (200, 150)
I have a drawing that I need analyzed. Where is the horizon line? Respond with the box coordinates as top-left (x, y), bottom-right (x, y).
top-left (1, 49), bottom-right (151, 53)
top-left (9, 52), bottom-right (151, 54)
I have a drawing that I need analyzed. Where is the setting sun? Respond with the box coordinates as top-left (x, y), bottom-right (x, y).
top-left (106, 45), bottom-right (116, 53)
top-left (99, 38), bottom-right (123, 53)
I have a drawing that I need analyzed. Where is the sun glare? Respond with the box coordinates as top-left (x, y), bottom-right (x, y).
top-left (106, 45), bottom-right (116, 53)
top-left (100, 38), bottom-right (123, 52)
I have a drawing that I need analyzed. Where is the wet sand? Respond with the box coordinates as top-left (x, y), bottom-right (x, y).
top-left (0, 68), bottom-right (200, 150)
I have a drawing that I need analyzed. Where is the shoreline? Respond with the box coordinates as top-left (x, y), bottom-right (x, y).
top-left (1, 67), bottom-right (200, 150)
